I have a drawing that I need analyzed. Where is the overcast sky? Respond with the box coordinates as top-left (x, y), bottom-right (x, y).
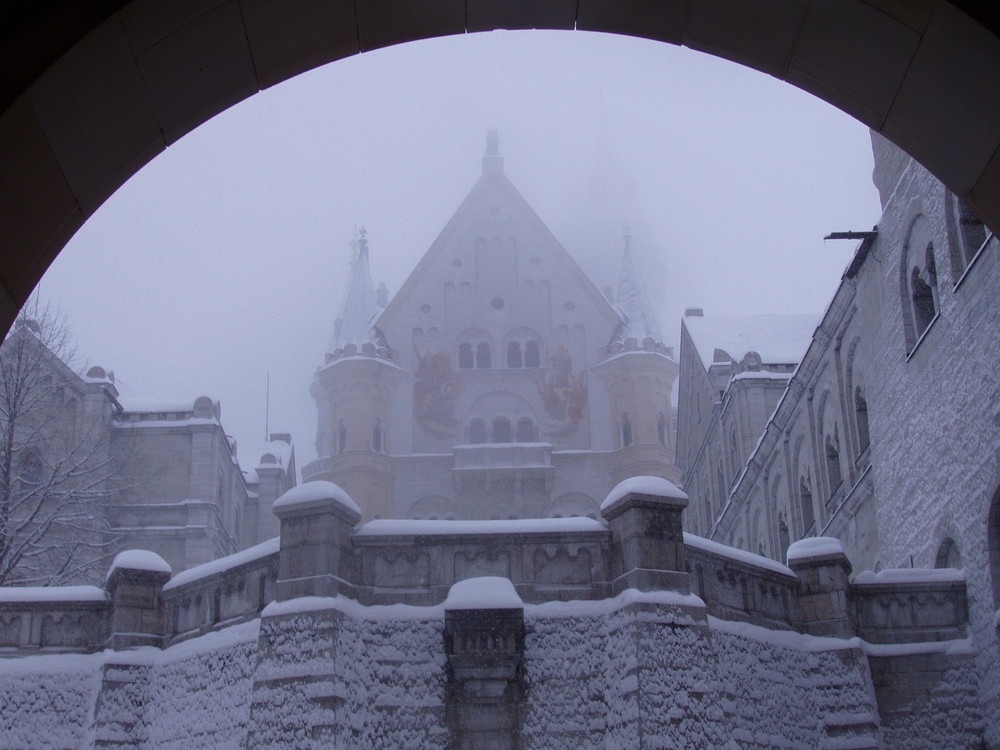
top-left (36, 30), bottom-right (882, 470)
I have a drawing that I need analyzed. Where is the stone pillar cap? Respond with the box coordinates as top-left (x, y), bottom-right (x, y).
top-left (601, 476), bottom-right (688, 518)
top-left (786, 536), bottom-right (851, 568)
top-left (272, 480), bottom-right (362, 519)
top-left (106, 549), bottom-right (172, 583)
top-left (445, 577), bottom-right (523, 611)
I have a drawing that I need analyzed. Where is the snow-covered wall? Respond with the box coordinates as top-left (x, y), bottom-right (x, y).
top-left (0, 590), bottom-right (985, 748)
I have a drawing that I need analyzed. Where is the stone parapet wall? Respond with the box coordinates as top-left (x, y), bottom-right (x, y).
top-left (0, 587), bottom-right (109, 654)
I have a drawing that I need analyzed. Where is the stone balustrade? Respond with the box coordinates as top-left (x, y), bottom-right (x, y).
top-left (0, 482), bottom-right (972, 656)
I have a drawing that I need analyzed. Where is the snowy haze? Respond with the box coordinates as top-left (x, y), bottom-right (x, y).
top-left (35, 30), bottom-right (882, 471)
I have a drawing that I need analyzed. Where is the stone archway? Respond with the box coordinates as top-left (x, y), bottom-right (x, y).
top-left (2, 1), bottom-right (999, 333)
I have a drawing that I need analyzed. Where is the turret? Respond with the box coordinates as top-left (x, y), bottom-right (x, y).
top-left (592, 233), bottom-right (679, 484)
top-left (304, 230), bottom-right (402, 520)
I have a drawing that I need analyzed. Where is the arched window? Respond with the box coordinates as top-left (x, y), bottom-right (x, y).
top-left (934, 538), bottom-right (962, 569)
top-left (507, 341), bottom-right (522, 368)
top-left (492, 417), bottom-right (511, 443)
top-left (372, 419), bottom-right (383, 453)
top-left (657, 413), bottom-right (667, 446)
top-left (729, 428), bottom-right (740, 479)
top-left (716, 466), bottom-right (726, 513)
top-left (515, 417), bottom-right (535, 443)
top-left (337, 420), bottom-right (347, 454)
top-left (476, 342), bottom-right (492, 369)
top-left (825, 427), bottom-right (843, 495)
top-left (901, 215), bottom-right (938, 349)
top-left (458, 342), bottom-right (473, 369)
top-left (799, 475), bottom-right (815, 532)
top-left (469, 419), bottom-right (487, 444)
top-left (524, 341), bottom-right (540, 368)
top-left (621, 414), bottom-right (632, 448)
top-left (855, 387), bottom-right (870, 453)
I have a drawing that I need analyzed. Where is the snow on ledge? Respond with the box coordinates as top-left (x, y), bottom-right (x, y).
top-left (272, 480), bottom-right (361, 515)
top-left (444, 577), bottom-right (523, 610)
top-left (107, 549), bottom-right (172, 580)
top-left (601, 475), bottom-right (687, 511)
top-left (684, 533), bottom-right (795, 577)
top-left (355, 516), bottom-right (606, 537)
top-left (527, 588), bottom-right (706, 619)
top-left (786, 536), bottom-right (845, 562)
top-left (0, 585), bottom-right (108, 603)
top-left (163, 537), bottom-right (279, 591)
top-left (852, 567), bottom-right (966, 585)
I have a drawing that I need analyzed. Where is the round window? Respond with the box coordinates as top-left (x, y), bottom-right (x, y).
top-left (420, 304), bottom-right (431, 313)
top-left (490, 296), bottom-right (507, 311)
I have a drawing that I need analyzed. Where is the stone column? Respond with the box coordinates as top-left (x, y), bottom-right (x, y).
top-left (600, 476), bottom-right (690, 595)
top-left (787, 536), bottom-right (854, 638)
top-left (105, 550), bottom-right (172, 650)
top-left (444, 577), bottom-right (525, 750)
top-left (273, 480), bottom-right (361, 601)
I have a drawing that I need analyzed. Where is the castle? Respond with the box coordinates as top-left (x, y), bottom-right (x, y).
top-left (0, 133), bottom-right (997, 748)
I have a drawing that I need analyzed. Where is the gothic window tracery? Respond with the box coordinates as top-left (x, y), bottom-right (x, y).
top-left (621, 414), bottom-right (632, 448)
top-left (825, 426), bottom-right (843, 495)
top-left (799, 474), bottom-right (815, 532)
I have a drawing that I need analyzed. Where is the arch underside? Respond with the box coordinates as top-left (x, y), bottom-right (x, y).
top-left (1, 0), bottom-right (999, 335)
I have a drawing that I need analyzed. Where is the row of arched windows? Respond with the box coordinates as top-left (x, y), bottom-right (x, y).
top-left (458, 340), bottom-right (542, 370)
top-left (468, 417), bottom-right (537, 444)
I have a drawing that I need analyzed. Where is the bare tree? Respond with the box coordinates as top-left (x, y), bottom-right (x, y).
top-left (0, 301), bottom-right (127, 586)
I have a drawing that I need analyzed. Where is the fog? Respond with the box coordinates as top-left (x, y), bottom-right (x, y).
top-left (36, 30), bottom-right (882, 469)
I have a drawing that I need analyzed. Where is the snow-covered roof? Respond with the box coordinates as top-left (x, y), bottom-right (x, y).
top-left (684, 313), bottom-right (819, 370)
top-left (255, 437), bottom-right (293, 469)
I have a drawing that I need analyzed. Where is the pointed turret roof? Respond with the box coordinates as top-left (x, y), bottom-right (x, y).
top-left (612, 229), bottom-right (663, 344)
top-left (327, 229), bottom-right (382, 358)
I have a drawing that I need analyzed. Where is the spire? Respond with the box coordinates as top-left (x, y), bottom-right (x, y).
top-left (482, 128), bottom-right (504, 175)
top-left (614, 228), bottom-right (663, 344)
top-left (327, 227), bottom-right (381, 358)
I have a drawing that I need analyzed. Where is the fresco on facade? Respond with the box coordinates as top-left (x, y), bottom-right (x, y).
top-left (537, 346), bottom-right (587, 436)
top-left (413, 349), bottom-right (463, 438)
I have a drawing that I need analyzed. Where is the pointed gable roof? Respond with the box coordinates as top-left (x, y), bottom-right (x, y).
top-left (613, 233), bottom-right (663, 344)
top-left (328, 229), bottom-right (381, 357)
top-left (376, 134), bottom-right (621, 332)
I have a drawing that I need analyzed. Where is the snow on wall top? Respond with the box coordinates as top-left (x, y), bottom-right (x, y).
top-left (444, 576), bottom-right (523, 610)
top-left (0, 585), bottom-right (108, 603)
top-left (684, 313), bottom-right (819, 369)
top-left (786, 536), bottom-right (845, 562)
top-left (852, 567), bottom-right (966, 585)
top-left (163, 537), bottom-right (279, 591)
top-left (355, 517), bottom-right (606, 536)
top-left (684, 532), bottom-right (795, 577)
top-left (601, 475), bottom-right (687, 510)
top-left (107, 550), bottom-right (172, 579)
top-left (272, 480), bottom-right (361, 514)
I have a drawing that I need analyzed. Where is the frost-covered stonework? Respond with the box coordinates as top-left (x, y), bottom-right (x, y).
top-left (0, 652), bottom-right (103, 748)
top-left (522, 604), bottom-right (881, 750)
top-left (248, 605), bottom-right (447, 748)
